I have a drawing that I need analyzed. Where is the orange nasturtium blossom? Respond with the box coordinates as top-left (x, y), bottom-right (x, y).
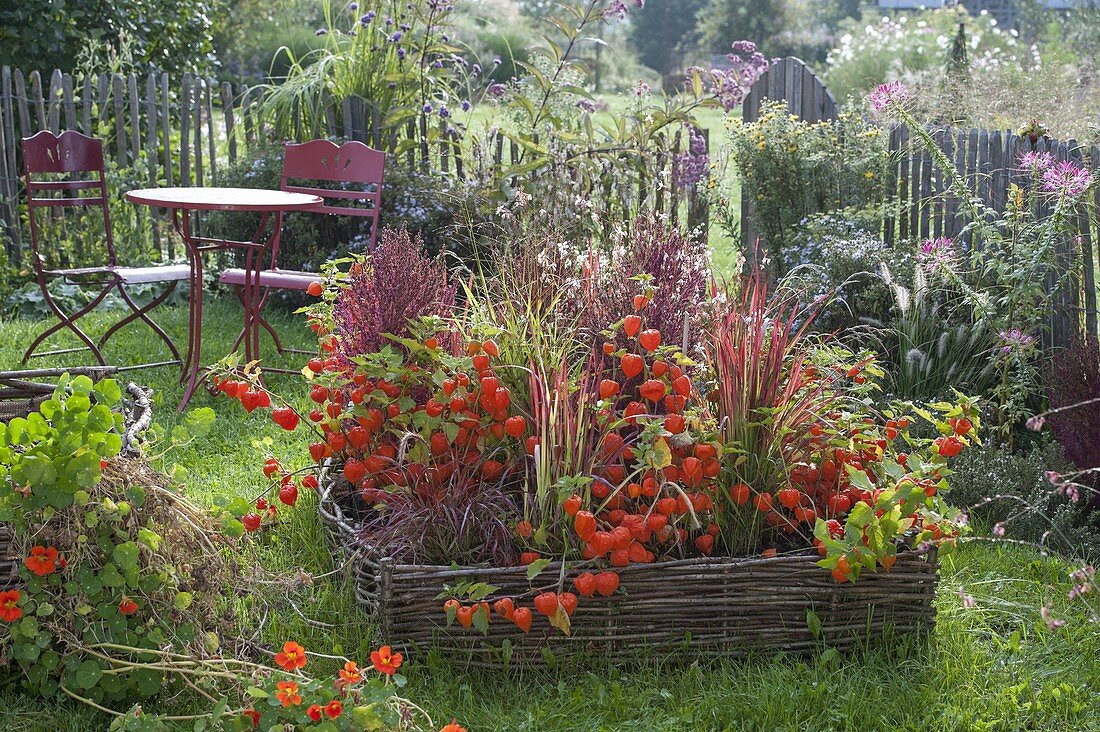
top-left (24, 546), bottom-right (59, 577)
top-left (440, 721), bottom-right (469, 732)
top-left (241, 709), bottom-right (260, 728)
top-left (338, 660), bottom-right (362, 685)
top-left (275, 680), bottom-right (301, 707)
top-left (118, 597), bottom-right (139, 616)
top-left (275, 641), bottom-right (308, 671)
top-left (0, 590), bottom-right (22, 622)
top-left (370, 645), bottom-right (403, 675)
top-left (306, 704), bottom-right (323, 722)
top-left (324, 699), bottom-right (343, 719)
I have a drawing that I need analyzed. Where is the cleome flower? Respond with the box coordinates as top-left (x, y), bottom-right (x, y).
top-left (1018, 150), bottom-right (1054, 177)
top-left (1040, 160), bottom-right (1093, 198)
top-left (916, 237), bottom-right (957, 271)
top-left (868, 80), bottom-right (910, 113)
top-left (274, 640), bottom-right (308, 672)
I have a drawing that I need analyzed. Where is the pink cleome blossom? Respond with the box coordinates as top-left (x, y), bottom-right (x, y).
top-left (1018, 151), bottom-right (1054, 176)
top-left (1041, 160), bottom-right (1093, 198)
top-left (868, 81), bottom-right (910, 113)
top-left (917, 236), bottom-right (956, 269)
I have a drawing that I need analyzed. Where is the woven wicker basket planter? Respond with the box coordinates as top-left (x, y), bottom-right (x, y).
top-left (319, 476), bottom-right (939, 665)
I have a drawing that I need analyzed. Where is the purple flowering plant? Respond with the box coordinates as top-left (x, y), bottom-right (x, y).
top-left (869, 81), bottom-right (1098, 445)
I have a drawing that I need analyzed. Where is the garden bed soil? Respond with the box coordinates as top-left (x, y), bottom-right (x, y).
top-left (318, 474), bottom-right (939, 665)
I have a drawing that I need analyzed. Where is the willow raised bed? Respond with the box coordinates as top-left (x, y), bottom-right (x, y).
top-left (319, 477), bottom-right (939, 665)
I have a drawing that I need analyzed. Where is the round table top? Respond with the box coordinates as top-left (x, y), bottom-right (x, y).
top-left (125, 187), bottom-right (324, 212)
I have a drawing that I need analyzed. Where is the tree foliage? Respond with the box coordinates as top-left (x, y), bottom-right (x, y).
top-left (0, 0), bottom-right (220, 75)
top-left (695, 0), bottom-right (789, 56)
top-left (628, 0), bottom-right (706, 76)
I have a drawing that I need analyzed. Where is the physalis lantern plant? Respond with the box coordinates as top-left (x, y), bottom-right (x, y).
top-left (212, 270), bottom-right (978, 637)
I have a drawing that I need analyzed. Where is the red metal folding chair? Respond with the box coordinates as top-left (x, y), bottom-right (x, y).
top-left (218, 139), bottom-right (385, 355)
top-left (21, 130), bottom-right (188, 366)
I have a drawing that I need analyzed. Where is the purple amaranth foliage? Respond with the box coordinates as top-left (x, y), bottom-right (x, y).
top-left (687, 40), bottom-right (768, 112)
top-left (868, 80), bottom-right (910, 114)
top-left (333, 227), bottom-right (456, 364)
top-left (1047, 338), bottom-right (1100, 502)
top-left (1041, 160), bottom-right (1093, 198)
top-left (672, 127), bottom-right (709, 190)
top-left (1018, 150), bottom-right (1054, 176)
top-left (585, 217), bottom-right (711, 351)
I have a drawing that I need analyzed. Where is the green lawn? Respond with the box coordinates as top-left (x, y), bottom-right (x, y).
top-left (1, 303), bottom-right (1099, 731)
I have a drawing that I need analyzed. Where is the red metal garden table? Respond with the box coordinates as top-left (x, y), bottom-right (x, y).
top-left (124, 187), bottom-right (324, 411)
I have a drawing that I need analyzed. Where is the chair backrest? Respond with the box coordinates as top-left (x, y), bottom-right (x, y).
top-left (22, 130), bottom-right (116, 267)
top-left (280, 140), bottom-right (386, 251)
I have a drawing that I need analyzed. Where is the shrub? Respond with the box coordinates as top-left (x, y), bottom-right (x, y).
top-left (1047, 338), bottom-right (1100, 496)
top-left (486, 212), bottom-right (711, 354)
top-left (784, 211), bottom-right (912, 333)
top-left (949, 439), bottom-right (1100, 560)
top-left (826, 7), bottom-right (1100, 140)
top-left (725, 100), bottom-right (890, 277)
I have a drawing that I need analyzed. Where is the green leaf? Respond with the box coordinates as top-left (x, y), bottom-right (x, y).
top-left (472, 605), bottom-right (490, 635)
top-left (113, 541), bottom-right (140, 572)
top-left (246, 686), bottom-right (270, 699)
top-left (526, 558), bottom-right (551, 580)
top-left (93, 379), bottom-right (122, 405)
top-left (182, 408), bottom-right (216, 439)
top-left (73, 659), bottom-right (103, 690)
top-left (806, 609), bottom-right (822, 639)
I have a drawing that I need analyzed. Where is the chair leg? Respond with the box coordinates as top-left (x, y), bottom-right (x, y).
top-left (100, 282), bottom-right (183, 363)
top-left (22, 280), bottom-right (113, 365)
top-left (232, 285), bottom-right (285, 354)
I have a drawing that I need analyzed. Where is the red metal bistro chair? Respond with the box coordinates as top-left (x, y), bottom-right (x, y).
top-left (21, 130), bottom-right (188, 366)
top-left (218, 139), bottom-right (385, 355)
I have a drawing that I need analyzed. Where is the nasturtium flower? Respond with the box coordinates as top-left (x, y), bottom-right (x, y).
top-left (276, 680), bottom-right (301, 707)
top-left (275, 641), bottom-right (308, 671)
top-left (440, 721), bottom-right (468, 732)
top-left (338, 660), bottom-right (362, 685)
top-left (241, 709), bottom-right (260, 728)
top-left (307, 704), bottom-right (323, 722)
top-left (24, 545), bottom-right (59, 577)
top-left (324, 699), bottom-right (344, 719)
top-left (0, 590), bottom-right (22, 622)
top-left (118, 597), bottom-right (139, 616)
top-left (370, 645), bottom-right (403, 675)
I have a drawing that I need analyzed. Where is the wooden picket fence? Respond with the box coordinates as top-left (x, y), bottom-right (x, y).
top-left (0, 66), bottom-right (709, 264)
top-left (740, 57), bottom-right (1100, 347)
